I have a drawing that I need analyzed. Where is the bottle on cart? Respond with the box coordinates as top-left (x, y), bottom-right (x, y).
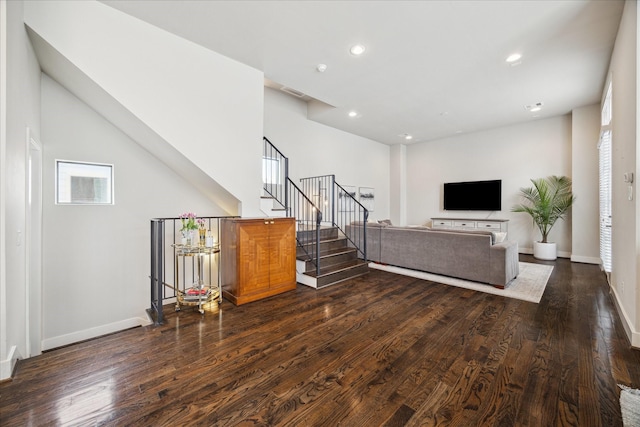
top-left (205, 230), bottom-right (214, 248)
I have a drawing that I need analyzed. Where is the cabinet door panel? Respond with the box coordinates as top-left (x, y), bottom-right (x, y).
top-left (238, 221), bottom-right (271, 294)
top-left (269, 219), bottom-right (296, 288)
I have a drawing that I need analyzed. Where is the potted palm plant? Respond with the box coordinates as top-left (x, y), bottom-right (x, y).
top-left (512, 175), bottom-right (575, 260)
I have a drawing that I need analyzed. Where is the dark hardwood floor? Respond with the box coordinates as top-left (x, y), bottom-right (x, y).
top-left (2, 255), bottom-right (639, 426)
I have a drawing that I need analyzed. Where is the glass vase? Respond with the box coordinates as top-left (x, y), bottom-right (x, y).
top-left (181, 230), bottom-right (192, 246)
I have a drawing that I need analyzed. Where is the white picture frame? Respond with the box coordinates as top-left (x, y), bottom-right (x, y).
top-left (338, 185), bottom-right (357, 211)
top-left (359, 187), bottom-right (375, 212)
top-left (55, 160), bottom-right (114, 205)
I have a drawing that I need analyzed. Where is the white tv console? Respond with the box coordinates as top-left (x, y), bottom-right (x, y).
top-left (431, 217), bottom-right (509, 236)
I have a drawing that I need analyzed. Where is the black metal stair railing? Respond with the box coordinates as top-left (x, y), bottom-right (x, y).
top-left (264, 137), bottom-right (322, 274)
top-left (287, 179), bottom-right (322, 274)
top-left (263, 137), bottom-right (288, 211)
top-left (299, 175), bottom-right (368, 260)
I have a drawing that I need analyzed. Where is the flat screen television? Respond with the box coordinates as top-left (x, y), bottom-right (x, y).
top-left (443, 179), bottom-right (502, 211)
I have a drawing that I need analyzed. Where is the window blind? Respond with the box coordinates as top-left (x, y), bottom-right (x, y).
top-left (598, 81), bottom-right (612, 273)
top-left (598, 129), bottom-right (612, 272)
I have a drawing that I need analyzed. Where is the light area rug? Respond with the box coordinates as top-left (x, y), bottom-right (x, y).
top-left (619, 385), bottom-right (640, 427)
top-left (369, 261), bottom-right (553, 303)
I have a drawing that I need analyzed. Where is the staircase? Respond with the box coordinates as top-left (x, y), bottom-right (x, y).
top-left (262, 137), bottom-right (370, 288)
top-left (295, 226), bottom-right (369, 288)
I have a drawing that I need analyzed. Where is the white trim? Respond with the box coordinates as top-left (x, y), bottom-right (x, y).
top-left (519, 247), bottom-right (571, 259)
top-left (25, 133), bottom-right (43, 358)
top-left (25, 128), bottom-right (30, 358)
top-left (0, 345), bottom-right (19, 380)
top-left (0, 0), bottom-right (9, 381)
top-left (41, 315), bottom-right (152, 351)
top-left (296, 259), bottom-right (317, 288)
top-left (570, 255), bottom-right (602, 264)
top-left (610, 284), bottom-right (640, 348)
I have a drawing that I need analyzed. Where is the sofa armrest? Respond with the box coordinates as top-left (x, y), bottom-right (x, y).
top-left (345, 223), bottom-right (382, 262)
top-left (489, 241), bottom-right (519, 287)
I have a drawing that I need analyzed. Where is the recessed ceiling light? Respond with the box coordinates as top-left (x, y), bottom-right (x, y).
top-left (506, 53), bottom-right (522, 63)
top-left (316, 63), bottom-right (327, 73)
top-left (525, 102), bottom-right (544, 112)
top-left (404, 134), bottom-right (413, 140)
top-left (348, 111), bottom-right (358, 118)
top-left (350, 44), bottom-right (366, 56)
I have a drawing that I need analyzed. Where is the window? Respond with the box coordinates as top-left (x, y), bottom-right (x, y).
top-left (598, 82), bottom-right (612, 272)
top-left (262, 156), bottom-right (281, 185)
top-left (56, 160), bottom-right (114, 205)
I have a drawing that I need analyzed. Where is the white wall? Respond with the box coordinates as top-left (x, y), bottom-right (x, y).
top-left (41, 75), bottom-right (227, 349)
top-left (390, 144), bottom-right (407, 226)
top-left (571, 104), bottom-right (601, 264)
top-left (607, 0), bottom-right (639, 346)
top-left (264, 88), bottom-right (391, 221)
top-left (405, 115), bottom-right (573, 256)
top-left (0, 0), bottom-right (41, 380)
top-left (24, 0), bottom-right (265, 217)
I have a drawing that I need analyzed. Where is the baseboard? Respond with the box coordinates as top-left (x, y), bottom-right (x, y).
top-left (570, 255), bottom-right (601, 265)
top-left (519, 247), bottom-right (571, 259)
top-left (0, 345), bottom-right (20, 380)
top-left (610, 284), bottom-right (640, 348)
top-left (42, 315), bottom-right (152, 351)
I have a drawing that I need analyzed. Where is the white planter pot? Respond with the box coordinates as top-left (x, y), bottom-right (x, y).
top-left (534, 241), bottom-right (557, 260)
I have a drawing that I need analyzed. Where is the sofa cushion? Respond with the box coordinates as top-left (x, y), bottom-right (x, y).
top-left (430, 227), bottom-right (496, 242)
top-left (350, 221), bottom-right (386, 227)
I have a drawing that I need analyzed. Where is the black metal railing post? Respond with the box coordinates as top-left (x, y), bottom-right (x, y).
top-left (150, 219), bottom-right (164, 324)
top-left (363, 209), bottom-right (368, 261)
top-left (284, 156), bottom-right (289, 216)
top-left (331, 176), bottom-right (336, 228)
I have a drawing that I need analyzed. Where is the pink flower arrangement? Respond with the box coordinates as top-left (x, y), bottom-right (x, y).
top-left (179, 212), bottom-right (198, 232)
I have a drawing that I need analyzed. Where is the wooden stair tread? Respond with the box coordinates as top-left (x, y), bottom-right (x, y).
top-left (303, 259), bottom-right (369, 279)
top-left (296, 246), bottom-right (356, 261)
top-left (297, 236), bottom-right (346, 246)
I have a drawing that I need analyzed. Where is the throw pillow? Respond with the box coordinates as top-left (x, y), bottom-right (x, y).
top-left (494, 232), bottom-right (507, 243)
top-left (378, 219), bottom-right (393, 226)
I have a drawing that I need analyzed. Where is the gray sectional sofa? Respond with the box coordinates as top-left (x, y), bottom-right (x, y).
top-left (346, 222), bottom-right (519, 288)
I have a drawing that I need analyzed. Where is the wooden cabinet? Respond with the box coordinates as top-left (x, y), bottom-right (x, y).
top-left (221, 217), bottom-right (296, 305)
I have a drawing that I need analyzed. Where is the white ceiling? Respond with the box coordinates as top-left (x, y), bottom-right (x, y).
top-left (100, 0), bottom-right (624, 145)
